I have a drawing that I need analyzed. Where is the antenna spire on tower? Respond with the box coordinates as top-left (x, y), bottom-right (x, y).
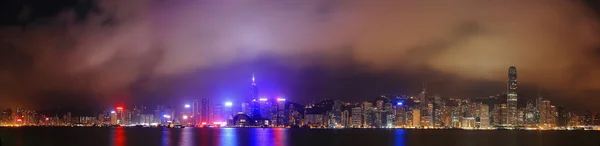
top-left (422, 82), bottom-right (427, 93)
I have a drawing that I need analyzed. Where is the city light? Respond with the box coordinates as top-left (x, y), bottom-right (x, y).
top-left (4, 66), bottom-right (597, 131)
top-left (213, 122), bottom-right (227, 126)
top-left (225, 102), bottom-right (233, 107)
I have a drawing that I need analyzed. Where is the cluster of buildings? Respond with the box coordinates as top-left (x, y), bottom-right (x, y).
top-left (2, 66), bottom-right (600, 130)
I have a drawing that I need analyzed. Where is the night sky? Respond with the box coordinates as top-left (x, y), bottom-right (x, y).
top-left (1, 0), bottom-right (600, 112)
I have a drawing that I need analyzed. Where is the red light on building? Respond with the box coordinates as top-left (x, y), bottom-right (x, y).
top-left (16, 118), bottom-right (22, 122)
top-left (201, 122), bottom-right (207, 125)
top-left (45, 118), bottom-right (50, 121)
top-left (116, 107), bottom-right (124, 110)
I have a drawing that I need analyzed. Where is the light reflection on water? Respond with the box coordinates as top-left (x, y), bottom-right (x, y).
top-left (220, 128), bottom-right (238, 146)
top-left (273, 128), bottom-right (286, 146)
top-left (394, 129), bottom-right (406, 146)
top-left (162, 128), bottom-right (171, 146)
top-left (111, 127), bottom-right (126, 146)
top-left (219, 128), bottom-right (287, 146)
top-left (5, 127), bottom-right (598, 146)
top-left (179, 127), bottom-right (194, 146)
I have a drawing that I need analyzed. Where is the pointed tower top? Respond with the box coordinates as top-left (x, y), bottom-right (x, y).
top-left (252, 73), bottom-right (255, 82)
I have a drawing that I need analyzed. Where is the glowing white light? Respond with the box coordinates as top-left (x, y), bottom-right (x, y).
top-left (185, 104), bottom-right (191, 108)
top-left (259, 98), bottom-right (268, 101)
top-left (277, 98), bottom-right (286, 102)
top-left (225, 102), bottom-right (233, 107)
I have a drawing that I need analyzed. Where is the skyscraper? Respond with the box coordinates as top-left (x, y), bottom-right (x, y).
top-left (249, 74), bottom-right (261, 117)
top-left (192, 100), bottom-right (199, 125)
top-left (200, 98), bottom-right (210, 123)
top-left (557, 105), bottom-right (568, 127)
top-left (351, 106), bottom-right (362, 128)
top-left (507, 66), bottom-right (518, 126)
top-left (479, 104), bottom-right (490, 128)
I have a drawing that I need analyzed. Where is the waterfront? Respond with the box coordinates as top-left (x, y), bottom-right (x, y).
top-left (1, 127), bottom-right (600, 146)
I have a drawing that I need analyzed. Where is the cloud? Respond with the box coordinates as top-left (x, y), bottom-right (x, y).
top-left (0, 0), bottom-right (600, 109)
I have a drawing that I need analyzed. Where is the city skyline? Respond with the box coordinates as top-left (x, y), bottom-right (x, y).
top-left (0, 66), bottom-right (595, 114)
top-left (4, 0), bottom-right (600, 146)
top-left (5, 66), bottom-right (590, 126)
top-left (1, 68), bottom-right (598, 130)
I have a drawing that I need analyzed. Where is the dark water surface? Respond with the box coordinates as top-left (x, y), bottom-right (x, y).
top-left (1, 127), bottom-right (600, 146)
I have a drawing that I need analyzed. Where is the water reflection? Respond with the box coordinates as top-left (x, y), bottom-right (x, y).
top-left (246, 128), bottom-right (287, 146)
top-left (111, 127), bottom-right (126, 146)
top-left (179, 128), bottom-right (194, 146)
top-left (161, 128), bottom-right (171, 146)
top-left (272, 128), bottom-right (287, 146)
top-left (220, 128), bottom-right (238, 146)
top-left (394, 129), bottom-right (406, 146)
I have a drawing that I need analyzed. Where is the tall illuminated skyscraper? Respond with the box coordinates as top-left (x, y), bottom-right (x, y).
top-left (192, 100), bottom-right (199, 125)
top-left (507, 66), bottom-right (518, 126)
top-left (250, 74), bottom-right (261, 117)
top-left (200, 98), bottom-right (210, 123)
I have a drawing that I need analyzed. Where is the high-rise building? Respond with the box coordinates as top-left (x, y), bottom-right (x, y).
top-left (271, 98), bottom-right (287, 126)
top-left (507, 66), bottom-right (518, 126)
top-left (395, 104), bottom-right (407, 127)
top-left (540, 99), bottom-right (553, 127)
top-left (557, 105), bottom-right (568, 127)
top-left (493, 104), bottom-right (507, 126)
top-left (412, 109), bottom-right (421, 127)
top-left (593, 112), bottom-right (600, 126)
top-left (433, 96), bottom-right (444, 127)
top-left (1, 109), bottom-right (13, 124)
top-left (341, 110), bottom-right (350, 128)
top-left (450, 106), bottom-right (461, 128)
top-left (351, 106), bottom-right (362, 128)
top-left (384, 102), bottom-right (395, 128)
top-left (479, 104), bottom-right (490, 128)
top-left (332, 100), bottom-right (344, 127)
top-left (362, 102), bottom-right (374, 127)
top-left (200, 98), bottom-right (210, 123)
top-left (250, 74), bottom-right (260, 117)
top-left (192, 100), bottom-right (199, 125)
top-left (223, 102), bottom-right (234, 123)
top-left (288, 104), bottom-right (302, 126)
top-left (525, 102), bottom-right (536, 126)
top-left (116, 107), bottom-right (124, 124)
top-left (584, 110), bottom-right (592, 126)
top-left (212, 104), bottom-right (223, 123)
top-left (374, 100), bottom-right (384, 127)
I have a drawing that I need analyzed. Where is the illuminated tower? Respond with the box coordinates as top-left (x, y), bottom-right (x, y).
top-left (192, 100), bottom-right (199, 125)
top-left (116, 106), bottom-right (124, 124)
top-left (507, 66), bottom-right (518, 126)
top-left (250, 74), bottom-right (261, 117)
top-left (419, 83), bottom-right (427, 104)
